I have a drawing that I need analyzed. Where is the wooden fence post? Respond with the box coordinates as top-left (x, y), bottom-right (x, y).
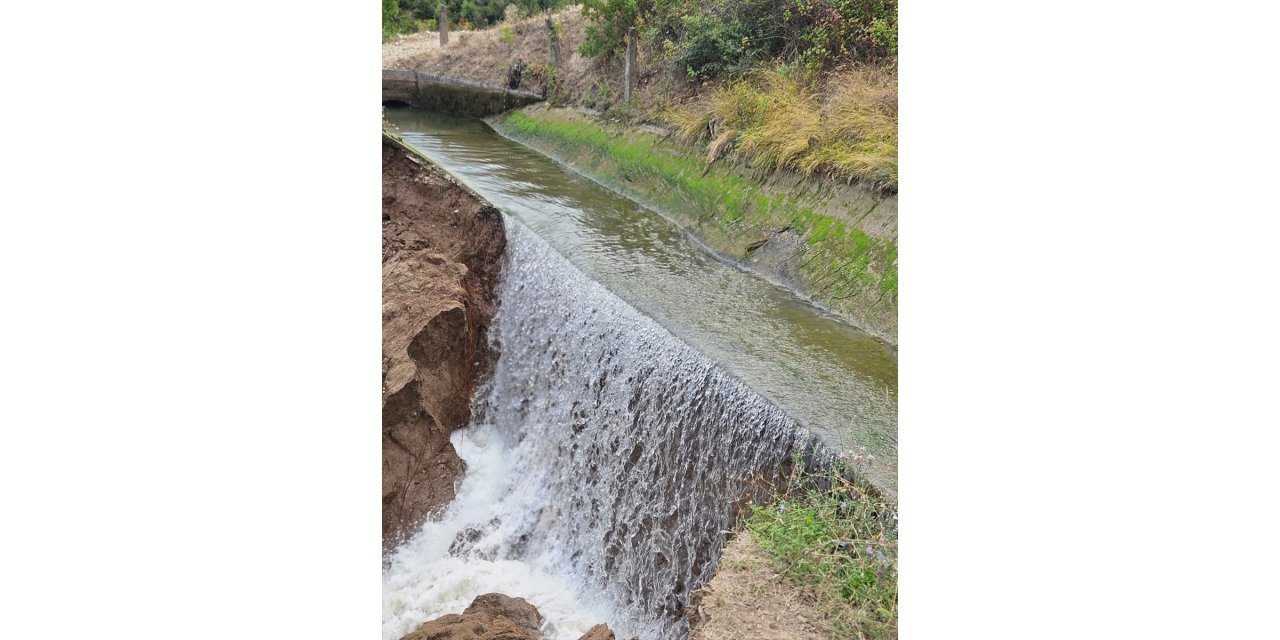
top-left (439, 6), bottom-right (449, 46)
top-left (547, 16), bottom-right (560, 68)
top-left (624, 26), bottom-right (636, 101)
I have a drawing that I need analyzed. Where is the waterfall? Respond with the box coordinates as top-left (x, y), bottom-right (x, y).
top-left (384, 219), bottom-right (810, 640)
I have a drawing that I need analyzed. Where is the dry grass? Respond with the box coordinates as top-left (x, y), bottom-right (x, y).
top-left (672, 64), bottom-right (898, 191)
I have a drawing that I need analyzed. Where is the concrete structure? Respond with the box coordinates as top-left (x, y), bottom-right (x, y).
top-left (382, 69), bottom-right (543, 117)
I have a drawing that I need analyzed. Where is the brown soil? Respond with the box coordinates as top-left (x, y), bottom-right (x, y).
top-left (382, 131), bottom-right (506, 553)
top-left (689, 533), bottom-right (835, 640)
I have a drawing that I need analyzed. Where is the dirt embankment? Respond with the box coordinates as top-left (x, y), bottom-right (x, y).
top-left (689, 533), bottom-right (835, 640)
top-left (385, 10), bottom-right (591, 98)
top-left (383, 132), bottom-right (506, 552)
top-left (384, 29), bottom-right (442, 69)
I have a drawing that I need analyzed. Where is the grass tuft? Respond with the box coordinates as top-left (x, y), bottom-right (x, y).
top-left (676, 63), bottom-right (898, 191)
top-left (747, 451), bottom-right (898, 639)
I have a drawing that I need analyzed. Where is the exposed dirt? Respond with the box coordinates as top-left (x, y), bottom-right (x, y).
top-left (384, 30), bottom-right (443, 69)
top-left (383, 132), bottom-right (506, 553)
top-left (388, 10), bottom-right (587, 95)
top-left (688, 533), bottom-right (835, 640)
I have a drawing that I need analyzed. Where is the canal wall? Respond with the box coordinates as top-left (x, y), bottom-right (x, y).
top-left (488, 104), bottom-right (898, 346)
top-left (383, 69), bottom-right (543, 117)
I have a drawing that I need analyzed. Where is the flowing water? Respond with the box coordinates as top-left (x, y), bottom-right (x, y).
top-left (382, 108), bottom-right (898, 640)
top-left (383, 109), bottom-right (897, 486)
top-left (385, 224), bottom-right (804, 639)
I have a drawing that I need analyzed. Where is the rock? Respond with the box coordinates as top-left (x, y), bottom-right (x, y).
top-left (463, 594), bottom-right (544, 637)
top-left (577, 623), bottom-right (616, 640)
top-left (400, 613), bottom-right (534, 640)
top-left (396, 592), bottom-right (619, 640)
top-left (401, 593), bottom-right (542, 640)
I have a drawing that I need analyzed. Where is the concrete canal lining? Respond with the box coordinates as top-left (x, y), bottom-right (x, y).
top-left (382, 69), bottom-right (543, 117)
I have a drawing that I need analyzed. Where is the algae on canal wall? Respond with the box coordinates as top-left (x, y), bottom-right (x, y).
top-left (489, 104), bottom-right (898, 345)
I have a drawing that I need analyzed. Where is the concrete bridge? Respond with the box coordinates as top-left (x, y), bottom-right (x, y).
top-left (382, 69), bottom-right (543, 117)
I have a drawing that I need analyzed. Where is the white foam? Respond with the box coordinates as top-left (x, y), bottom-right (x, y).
top-left (382, 426), bottom-right (615, 640)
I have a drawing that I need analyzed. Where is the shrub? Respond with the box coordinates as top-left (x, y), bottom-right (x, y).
top-left (868, 15), bottom-right (897, 55)
top-left (673, 11), bottom-right (752, 81)
top-left (382, 0), bottom-right (405, 39)
top-left (579, 0), bottom-right (897, 72)
top-left (406, 0), bottom-right (566, 32)
top-left (407, 0), bottom-right (439, 20)
top-left (790, 0), bottom-right (898, 69)
top-left (579, 0), bottom-right (644, 57)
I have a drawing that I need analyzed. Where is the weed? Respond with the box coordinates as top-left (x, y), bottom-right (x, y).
top-left (527, 63), bottom-right (562, 99)
top-left (747, 450), bottom-right (898, 639)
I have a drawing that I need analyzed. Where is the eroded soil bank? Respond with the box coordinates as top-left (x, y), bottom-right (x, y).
top-left (382, 131), bottom-right (506, 552)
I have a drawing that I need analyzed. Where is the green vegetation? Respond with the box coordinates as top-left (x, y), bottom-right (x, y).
top-left (748, 450), bottom-right (898, 639)
top-left (384, 0), bottom-right (443, 39)
top-left (580, 0), bottom-right (897, 76)
top-left (498, 109), bottom-right (897, 309)
top-left (577, 0), bottom-right (643, 58)
top-left (383, 0), bottom-right (412, 39)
